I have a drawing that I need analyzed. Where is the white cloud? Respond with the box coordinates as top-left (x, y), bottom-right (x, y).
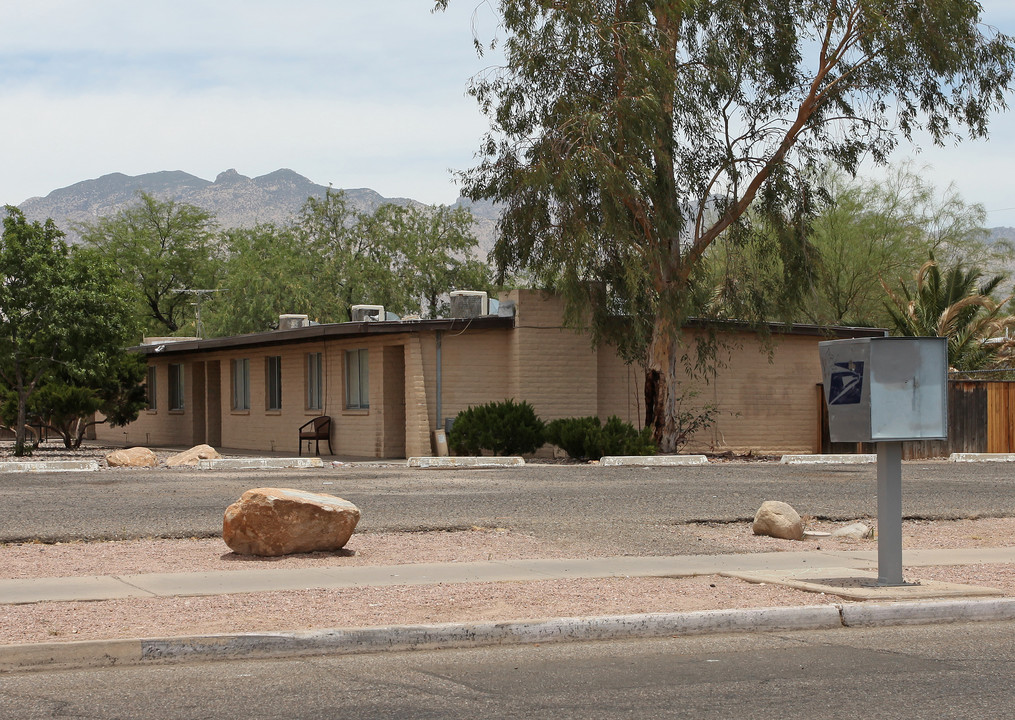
top-left (2, 0), bottom-right (1014, 227)
top-left (0, 2), bottom-right (497, 205)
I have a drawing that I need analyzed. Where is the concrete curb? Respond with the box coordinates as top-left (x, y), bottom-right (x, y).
top-left (600, 455), bottom-right (708, 466)
top-left (839, 597), bottom-right (1015, 626)
top-left (407, 457), bottom-right (525, 468)
top-left (196, 457), bottom-right (324, 470)
top-left (5, 599), bottom-right (1014, 673)
top-left (0, 460), bottom-right (99, 474)
top-left (948, 453), bottom-right (1015, 463)
top-left (779, 454), bottom-right (876, 464)
top-left (0, 605), bottom-right (840, 673)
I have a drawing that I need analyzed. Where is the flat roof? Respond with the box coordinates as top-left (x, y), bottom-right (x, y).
top-left (683, 317), bottom-right (888, 339)
top-left (134, 316), bottom-right (515, 356)
top-left (134, 314), bottom-right (886, 358)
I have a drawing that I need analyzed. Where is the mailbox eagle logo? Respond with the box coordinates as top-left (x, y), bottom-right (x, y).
top-left (829, 361), bottom-right (864, 405)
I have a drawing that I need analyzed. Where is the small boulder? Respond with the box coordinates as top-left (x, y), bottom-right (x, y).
top-left (753, 500), bottom-right (804, 540)
top-left (166, 444), bottom-right (221, 468)
top-left (831, 522), bottom-right (874, 540)
top-left (223, 487), bottom-right (360, 556)
top-left (105, 447), bottom-right (157, 468)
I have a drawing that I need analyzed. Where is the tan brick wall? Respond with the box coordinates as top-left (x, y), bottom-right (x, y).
top-left (686, 331), bottom-right (823, 454)
top-left (403, 336), bottom-right (431, 457)
top-left (508, 289), bottom-right (599, 420)
top-left (596, 350), bottom-right (645, 427)
top-left (606, 329), bottom-right (825, 454)
top-left (437, 329), bottom-right (513, 422)
top-left (98, 334), bottom-right (425, 457)
top-left (105, 359), bottom-right (195, 448)
top-left (98, 296), bottom-right (838, 457)
top-left (504, 290), bottom-right (829, 453)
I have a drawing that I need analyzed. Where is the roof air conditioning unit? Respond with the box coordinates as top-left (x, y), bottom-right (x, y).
top-left (450, 290), bottom-right (488, 318)
top-left (278, 314), bottom-right (310, 330)
top-left (351, 304), bottom-right (385, 322)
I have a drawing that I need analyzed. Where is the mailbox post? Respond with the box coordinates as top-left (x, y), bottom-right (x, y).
top-left (819, 337), bottom-right (948, 586)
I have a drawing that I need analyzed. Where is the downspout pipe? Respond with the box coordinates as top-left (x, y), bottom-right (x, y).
top-left (436, 330), bottom-right (443, 432)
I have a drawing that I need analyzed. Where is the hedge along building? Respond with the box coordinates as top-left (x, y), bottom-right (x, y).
top-left (94, 289), bottom-right (885, 457)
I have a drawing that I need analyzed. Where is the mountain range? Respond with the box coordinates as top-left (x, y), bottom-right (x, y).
top-left (12, 169), bottom-right (1015, 279)
top-left (14, 168), bottom-right (500, 252)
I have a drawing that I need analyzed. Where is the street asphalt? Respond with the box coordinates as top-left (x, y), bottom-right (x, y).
top-left (2, 459), bottom-right (1014, 549)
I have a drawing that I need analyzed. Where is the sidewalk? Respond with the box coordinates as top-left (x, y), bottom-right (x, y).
top-left (2, 545), bottom-right (1014, 673)
top-left (4, 546), bottom-right (1015, 604)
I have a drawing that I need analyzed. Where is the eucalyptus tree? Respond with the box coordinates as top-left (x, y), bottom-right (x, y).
top-left (437, 0), bottom-right (1015, 450)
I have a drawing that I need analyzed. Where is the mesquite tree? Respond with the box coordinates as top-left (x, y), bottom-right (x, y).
top-left (437, 0), bottom-right (1015, 451)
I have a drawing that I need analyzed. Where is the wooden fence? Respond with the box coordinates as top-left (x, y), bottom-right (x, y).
top-left (818, 380), bottom-right (1015, 459)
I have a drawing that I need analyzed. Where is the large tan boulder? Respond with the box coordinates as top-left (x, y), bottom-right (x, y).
top-left (105, 447), bottom-right (157, 468)
top-left (166, 444), bottom-right (221, 468)
top-left (223, 487), bottom-right (360, 556)
top-left (752, 500), bottom-right (804, 540)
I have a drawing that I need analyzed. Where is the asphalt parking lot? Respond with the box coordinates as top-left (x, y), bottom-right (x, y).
top-left (2, 460), bottom-right (1014, 553)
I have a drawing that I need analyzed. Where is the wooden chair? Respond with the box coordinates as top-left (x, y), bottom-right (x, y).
top-left (298, 416), bottom-right (333, 456)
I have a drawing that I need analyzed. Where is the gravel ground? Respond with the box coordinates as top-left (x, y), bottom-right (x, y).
top-left (1, 518), bottom-right (1013, 646)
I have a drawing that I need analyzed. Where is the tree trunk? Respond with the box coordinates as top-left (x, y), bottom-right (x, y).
top-left (644, 321), bottom-right (683, 454)
top-left (644, 316), bottom-right (718, 454)
top-left (71, 417), bottom-right (91, 450)
top-left (14, 389), bottom-right (30, 457)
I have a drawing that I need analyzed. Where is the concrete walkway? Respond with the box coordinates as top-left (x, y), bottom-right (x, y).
top-left (3, 547), bottom-right (1015, 605)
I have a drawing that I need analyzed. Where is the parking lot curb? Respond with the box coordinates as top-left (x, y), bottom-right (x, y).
top-left (196, 457), bottom-right (324, 470)
top-left (779, 454), bottom-right (876, 464)
top-left (4, 599), bottom-right (1013, 674)
top-left (948, 453), bottom-right (1015, 463)
top-left (600, 455), bottom-right (708, 466)
top-left (0, 460), bottom-right (99, 474)
top-left (406, 457), bottom-right (525, 468)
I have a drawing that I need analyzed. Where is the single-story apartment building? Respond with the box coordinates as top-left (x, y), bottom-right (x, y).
top-left (95, 289), bottom-right (885, 457)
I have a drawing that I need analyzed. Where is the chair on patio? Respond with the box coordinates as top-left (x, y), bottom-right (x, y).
top-left (298, 416), bottom-right (333, 456)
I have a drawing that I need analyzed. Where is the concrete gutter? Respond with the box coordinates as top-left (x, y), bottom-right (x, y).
top-left (600, 455), bottom-right (708, 466)
top-left (0, 460), bottom-right (99, 473)
top-left (4, 599), bottom-right (1014, 673)
top-left (779, 454), bottom-right (876, 465)
top-left (197, 457), bottom-right (324, 470)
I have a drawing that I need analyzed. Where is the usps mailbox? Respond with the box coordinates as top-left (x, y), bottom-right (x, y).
top-left (819, 337), bottom-right (948, 443)
top-left (818, 335), bottom-right (947, 586)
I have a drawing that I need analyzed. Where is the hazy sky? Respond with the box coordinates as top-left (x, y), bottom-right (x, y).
top-left (3, 1), bottom-right (1015, 225)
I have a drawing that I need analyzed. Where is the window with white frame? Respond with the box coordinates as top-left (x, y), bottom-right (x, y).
top-left (345, 348), bottom-right (369, 409)
top-left (266, 356), bottom-right (282, 411)
top-left (168, 363), bottom-right (184, 411)
top-left (232, 358), bottom-right (250, 411)
top-left (306, 352), bottom-right (323, 411)
top-left (146, 365), bottom-right (157, 410)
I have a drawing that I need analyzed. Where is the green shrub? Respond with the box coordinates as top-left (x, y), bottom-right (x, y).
top-left (544, 416), bottom-right (601, 461)
top-left (448, 399), bottom-right (545, 456)
top-left (545, 415), bottom-right (656, 461)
